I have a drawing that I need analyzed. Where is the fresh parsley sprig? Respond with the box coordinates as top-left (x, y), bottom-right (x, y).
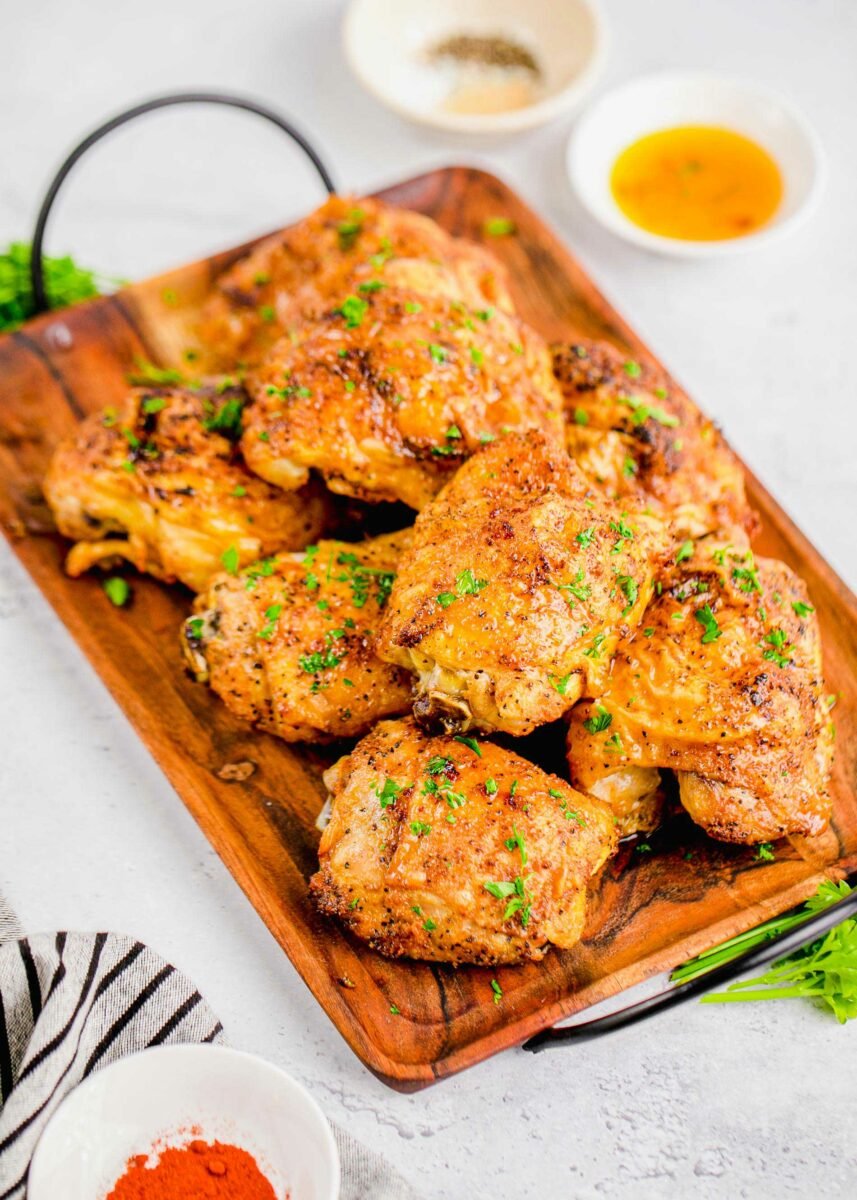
top-left (672, 880), bottom-right (857, 1023)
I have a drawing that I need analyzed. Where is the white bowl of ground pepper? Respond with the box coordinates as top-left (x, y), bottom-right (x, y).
top-left (343, 0), bottom-right (607, 134)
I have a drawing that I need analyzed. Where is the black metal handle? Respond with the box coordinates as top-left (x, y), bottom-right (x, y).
top-left (30, 90), bottom-right (336, 314)
top-left (524, 872), bottom-right (857, 1052)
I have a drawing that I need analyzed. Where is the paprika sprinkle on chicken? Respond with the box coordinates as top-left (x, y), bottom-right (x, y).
top-left (104, 1138), bottom-right (278, 1200)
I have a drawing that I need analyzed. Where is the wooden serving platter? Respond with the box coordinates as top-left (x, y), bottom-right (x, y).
top-left (2, 167), bottom-right (856, 1090)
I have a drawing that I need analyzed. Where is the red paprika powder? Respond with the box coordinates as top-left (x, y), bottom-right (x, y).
top-left (105, 1138), bottom-right (279, 1199)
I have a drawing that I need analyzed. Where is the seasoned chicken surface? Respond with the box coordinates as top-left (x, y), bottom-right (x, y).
top-left (43, 386), bottom-right (328, 593)
top-left (241, 288), bottom-right (563, 509)
top-left (310, 717), bottom-right (617, 964)
top-left (198, 195), bottom-right (515, 369)
top-left (182, 532), bottom-right (414, 742)
top-left (567, 539), bottom-right (833, 842)
top-left (554, 338), bottom-right (753, 539)
top-left (376, 431), bottom-right (669, 736)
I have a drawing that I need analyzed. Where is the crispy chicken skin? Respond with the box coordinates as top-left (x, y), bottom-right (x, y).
top-left (375, 431), bottom-right (669, 736)
top-left (43, 386), bottom-right (328, 593)
top-left (241, 288), bottom-right (563, 509)
top-left (310, 717), bottom-right (617, 965)
top-left (182, 532), bottom-right (414, 742)
top-left (567, 539), bottom-right (833, 843)
top-left (554, 338), bottom-right (753, 539)
top-left (198, 195), bottom-right (515, 369)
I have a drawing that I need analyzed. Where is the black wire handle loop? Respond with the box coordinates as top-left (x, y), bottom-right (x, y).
top-left (30, 90), bottom-right (337, 314)
top-left (524, 872), bottom-right (857, 1052)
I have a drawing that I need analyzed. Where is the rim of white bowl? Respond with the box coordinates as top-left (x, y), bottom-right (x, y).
top-left (566, 70), bottom-right (827, 257)
top-left (28, 1044), bottom-right (340, 1200)
top-left (342, 0), bottom-right (609, 134)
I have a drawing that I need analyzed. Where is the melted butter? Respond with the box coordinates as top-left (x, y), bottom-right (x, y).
top-left (610, 125), bottom-right (783, 241)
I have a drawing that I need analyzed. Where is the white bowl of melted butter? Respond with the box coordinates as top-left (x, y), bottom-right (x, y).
top-left (343, 0), bottom-right (607, 134)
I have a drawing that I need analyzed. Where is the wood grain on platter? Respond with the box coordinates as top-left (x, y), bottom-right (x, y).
top-left (2, 167), bottom-right (855, 1090)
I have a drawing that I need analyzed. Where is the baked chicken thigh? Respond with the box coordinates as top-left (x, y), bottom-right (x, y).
top-left (554, 338), bottom-right (752, 539)
top-left (182, 532), bottom-right (413, 742)
top-left (310, 717), bottom-right (617, 965)
top-left (241, 287), bottom-right (563, 509)
top-left (43, 386), bottom-right (328, 593)
top-left (199, 195), bottom-right (515, 369)
top-left (376, 431), bottom-right (669, 736)
top-left (567, 538), bottom-right (833, 842)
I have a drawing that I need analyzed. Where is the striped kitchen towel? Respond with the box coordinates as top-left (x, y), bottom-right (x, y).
top-left (0, 905), bottom-right (419, 1200)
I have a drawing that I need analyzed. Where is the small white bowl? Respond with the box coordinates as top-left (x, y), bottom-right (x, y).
top-left (343, 0), bottom-right (607, 135)
top-left (566, 71), bottom-right (826, 257)
top-left (28, 1045), bottom-right (339, 1200)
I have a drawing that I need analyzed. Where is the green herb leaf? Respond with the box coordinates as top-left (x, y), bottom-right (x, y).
top-left (103, 577), bottom-right (131, 607)
top-left (483, 217), bottom-right (516, 237)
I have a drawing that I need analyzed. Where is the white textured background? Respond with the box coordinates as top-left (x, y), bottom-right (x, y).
top-left (2, 1), bottom-right (856, 1196)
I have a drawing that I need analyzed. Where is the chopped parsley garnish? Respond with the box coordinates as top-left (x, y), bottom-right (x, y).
top-left (389, 1004), bottom-right (400, 1015)
top-left (404, 300), bottom-right (422, 314)
top-left (484, 876), bottom-right (532, 925)
top-left (257, 603), bottom-right (283, 640)
top-left (428, 343), bottom-right (447, 364)
top-left (454, 734), bottom-right (482, 757)
top-left (243, 556), bottom-right (276, 590)
top-left (141, 395), bottom-right (166, 415)
top-left (436, 567), bottom-right (489, 608)
top-left (550, 673), bottom-right (574, 696)
top-left (186, 616), bottom-right (205, 641)
top-left (485, 778), bottom-right (498, 795)
top-left (675, 540), bottom-right (694, 564)
top-left (258, 305), bottom-right (275, 323)
top-left (470, 347), bottom-right (484, 367)
top-left (695, 604), bottom-right (722, 644)
top-left (623, 360), bottom-right (642, 378)
top-left (336, 294), bottom-right (368, 328)
top-left (582, 632), bottom-right (606, 659)
top-left (299, 647), bottom-right (344, 674)
top-left (372, 777), bottom-right (408, 809)
top-left (337, 208), bottom-right (365, 251)
top-left (622, 455), bottom-right (637, 478)
top-left (445, 424), bottom-right (462, 440)
top-left (609, 517), bottom-right (634, 552)
top-left (221, 545), bottom-right (240, 575)
top-left (103, 577), bottom-right (130, 607)
top-left (755, 842), bottom-right (775, 862)
top-left (204, 395), bottom-right (244, 439)
top-left (792, 600), bottom-right (814, 618)
top-left (504, 825), bottom-right (527, 866)
top-left (604, 732), bottom-right (623, 752)
top-left (617, 574), bottom-right (638, 615)
top-left (358, 279), bottom-right (385, 293)
top-left (410, 821), bottom-right (432, 837)
top-left (732, 563), bottom-right (761, 594)
top-left (576, 525), bottom-right (595, 548)
top-left (423, 918), bottom-right (437, 931)
top-left (557, 569), bottom-right (590, 607)
top-left (763, 628), bottom-right (794, 668)
top-left (427, 755), bottom-right (453, 775)
top-left (491, 978), bottom-right (503, 1004)
top-left (573, 407), bottom-right (589, 426)
top-left (231, 484), bottom-right (247, 498)
top-left (483, 217), bottom-right (516, 237)
top-left (583, 704), bottom-right (612, 734)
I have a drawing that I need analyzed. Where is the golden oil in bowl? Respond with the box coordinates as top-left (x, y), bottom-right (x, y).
top-left (610, 125), bottom-right (783, 242)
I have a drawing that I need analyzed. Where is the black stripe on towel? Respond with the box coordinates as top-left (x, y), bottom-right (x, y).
top-left (18, 941), bottom-right (41, 1025)
top-left (17, 934), bottom-right (108, 1085)
top-left (147, 991), bottom-right (203, 1046)
top-left (84, 964), bottom-right (174, 1075)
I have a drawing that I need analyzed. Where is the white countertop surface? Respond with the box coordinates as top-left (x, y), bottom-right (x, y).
top-left (2, 1), bottom-right (856, 1196)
